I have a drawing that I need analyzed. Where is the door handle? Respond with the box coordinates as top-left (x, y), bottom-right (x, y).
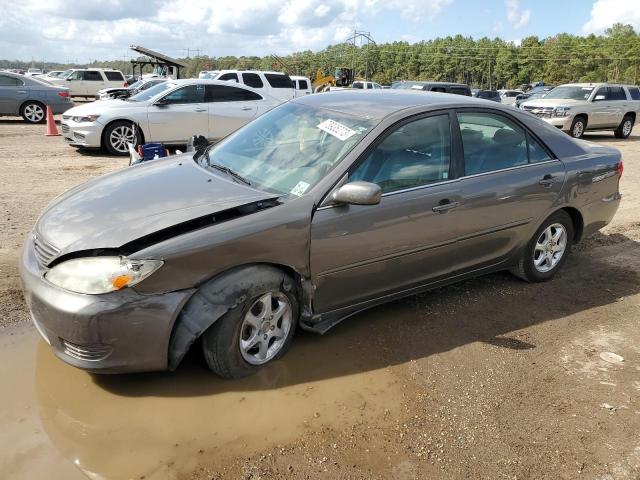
top-left (240, 106), bottom-right (252, 111)
top-left (194, 108), bottom-right (207, 112)
top-left (539, 174), bottom-right (555, 186)
top-left (432, 200), bottom-right (460, 213)
top-left (17, 90), bottom-right (27, 94)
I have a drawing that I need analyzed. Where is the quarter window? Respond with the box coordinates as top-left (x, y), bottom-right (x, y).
top-left (205, 85), bottom-right (262, 102)
top-left (458, 112), bottom-right (528, 175)
top-left (298, 79), bottom-right (308, 90)
top-left (242, 73), bottom-right (264, 88)
top-left (350, 114), bottom-right (451, 193)
top-left (104, 71), bottom-right (124, 81)
top-left (161, 85), bottom-right (205, 104)
top-left (527, 134), bottom-right (552, 163)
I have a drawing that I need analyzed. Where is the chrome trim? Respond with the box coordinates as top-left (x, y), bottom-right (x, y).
top-left (316, 159), bottom-right (560, 210)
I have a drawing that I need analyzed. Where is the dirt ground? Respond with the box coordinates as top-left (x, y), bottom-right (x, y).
top-left (1, 115), bottom-right (639, 480)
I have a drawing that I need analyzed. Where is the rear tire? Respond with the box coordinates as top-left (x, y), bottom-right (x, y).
top-left (20, 101), bottom-right (46, 124)
top-left (569, 116), bottom-right (586, 139)
top-left (614, 115), bottom-right (634, 139)
top-left (200, 268), bottom-right (298, 379)
top-left (511, 211), bottom-right (574, 282)
top-left (103, 120), bottom-right (141, 156)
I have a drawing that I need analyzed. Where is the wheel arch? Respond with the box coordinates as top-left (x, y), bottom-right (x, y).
top-left (166, 262), bottom-right (307, 370)
top-left (559, 206), bottom-right (584, 242)
top-left (573, 113), bottom-right (588, 125)
top-left (100, 118), bottom-right (146, 149)
top-left (624, 111), bottom-right (636, 123)
top-left (19, 99), bottom-right (46, 117)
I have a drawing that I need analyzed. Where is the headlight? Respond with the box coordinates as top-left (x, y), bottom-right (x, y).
top-left (71, 114), bottom-right (100, 123)
top-left (45, 257), bottom-right (163, 294)
top-left (553, 106), bottom-right (571, 117)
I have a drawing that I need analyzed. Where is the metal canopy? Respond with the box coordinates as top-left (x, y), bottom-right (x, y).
top-left (129, 45), bottom-right (188, 68)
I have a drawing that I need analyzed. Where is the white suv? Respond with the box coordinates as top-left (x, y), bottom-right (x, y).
top-left (521, 83), bottom-right (640, 139)
top-left (212, 70), bottom-right (295, 101)
top-left (48, 68), bottom-right (127, 98)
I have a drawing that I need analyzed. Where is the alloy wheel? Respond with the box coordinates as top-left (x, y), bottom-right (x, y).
top-left (572, 121), bottom-right (584, 138)
top-left (533, 223), bottom-right (567, 273)
top-left (109, 125), bottom-right (136, 153)
top-left (239, 292), bottom-right (292, 365)
top-left (24, 104), bottom-right (44, 123)
top-left (622, 120), bottom-right (633, 137)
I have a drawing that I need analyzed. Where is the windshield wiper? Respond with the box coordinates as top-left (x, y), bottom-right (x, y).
top-left (208, 162), bottom-right (251, 186)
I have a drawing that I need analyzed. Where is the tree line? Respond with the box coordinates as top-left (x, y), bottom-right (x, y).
top-left (3, 23), bottom-right (640, 89)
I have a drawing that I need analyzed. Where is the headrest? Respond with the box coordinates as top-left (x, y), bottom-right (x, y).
top-left (493, 128), bottom-right (523, 147)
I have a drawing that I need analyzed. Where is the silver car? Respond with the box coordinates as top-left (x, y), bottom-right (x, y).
top-left (60, 79), bottom-right (283, 155)
top-left (21, 91), bottom-right (622, 378)
top-left (0, 71), bottom-right (73, 123)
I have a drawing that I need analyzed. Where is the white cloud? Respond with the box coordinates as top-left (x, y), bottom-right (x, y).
top-left (505, 0), bottom-right (531, 30)
top-left (582, 0), bottom-right (640, 33)
top-left (0, 0), bottom-right (453, 62)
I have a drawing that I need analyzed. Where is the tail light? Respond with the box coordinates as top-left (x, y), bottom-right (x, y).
top-left (123, 82), bottom-right (129, 87)
top-left (618, 160), bottom-right (624, 179)
top-left (57, 91), bottom-right (69, 98)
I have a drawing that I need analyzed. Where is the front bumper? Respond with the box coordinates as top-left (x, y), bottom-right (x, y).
top-left (19, 234), bottom-right (194, 373)
top-left (543, 116), bottom-right (572, 130)
top-left (60, 119), bottom-right (103, 148)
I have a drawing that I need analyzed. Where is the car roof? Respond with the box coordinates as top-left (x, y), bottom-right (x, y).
top-left (397, 80), bottom-right (469, 87)
top-left (292, 89), bottom-right (498, 120)
top-left (217, 70), bottom-right (287, 75)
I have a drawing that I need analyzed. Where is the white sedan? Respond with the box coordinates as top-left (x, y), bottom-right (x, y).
top-left (60, 79), bottom-right (284, 155)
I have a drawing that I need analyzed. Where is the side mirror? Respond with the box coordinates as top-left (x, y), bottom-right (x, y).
top-left (332, 181), bottom-right (381, 206)
top-left (593, 94), bottom-right (606, 101)
top-left (154, 97), bottom-right (168, 106)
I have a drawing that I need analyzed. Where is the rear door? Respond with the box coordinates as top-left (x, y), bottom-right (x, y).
top-left (591, 86), bottom-right (612, 127)
top-left (205, 84), bottom-right (262, 140)
top-left (452, 109), bottom-right (565, 271)
top-left (82, 70), bottom-right (105, 96)
top-left (0, 74), bottom-right (24, 114)
top-left (310, 112), bottom-right (463, 313)
top-left (147, 84), bottom-right (208, 142)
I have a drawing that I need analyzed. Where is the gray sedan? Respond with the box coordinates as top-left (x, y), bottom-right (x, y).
top-left (0, 71), bottom-right (73, 123)
top-left (21, 91), bottom-right (622, 378)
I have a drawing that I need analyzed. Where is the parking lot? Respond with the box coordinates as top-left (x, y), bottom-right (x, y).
top-left (1, 114), bottom-right (640, 479)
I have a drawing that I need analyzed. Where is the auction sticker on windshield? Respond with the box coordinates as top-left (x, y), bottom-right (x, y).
top-left (291, 181), bottom-right (310, 197)
top-left (317, 119), bottom-right (357, 141)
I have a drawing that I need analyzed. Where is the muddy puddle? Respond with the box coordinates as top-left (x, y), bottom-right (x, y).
top-left (0, 311), bottom-right (407, 480)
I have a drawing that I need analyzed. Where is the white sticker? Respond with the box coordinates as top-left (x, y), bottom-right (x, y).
top-left (291, 181), bottom-right (310, 197)
top-left (317, 119), bottom-right (357, 141)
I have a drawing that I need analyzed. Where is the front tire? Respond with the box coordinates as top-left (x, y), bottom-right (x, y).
top-left (614, 115), bottom-right (634, 139)
top-left (569, 116), bottom-right (586, 139)
top-left (511, 211), bottom-right (574, 282)
top-left (20, 101), bottom-right (46, 124)
top-left (103, 120), bottom-right (141, 156)
top-left (200, 269), bottom-right (298, 379)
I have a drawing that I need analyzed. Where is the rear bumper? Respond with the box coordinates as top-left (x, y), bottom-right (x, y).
top-left (50, 101), bottom-right (74, 115)
top-left (19, 234), bottom-right (194, 373)
top-left (581, 192), bottom-right (622, 239)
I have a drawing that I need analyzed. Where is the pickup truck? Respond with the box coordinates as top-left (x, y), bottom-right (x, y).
top-left (521, 83), bottom-right (640, 139)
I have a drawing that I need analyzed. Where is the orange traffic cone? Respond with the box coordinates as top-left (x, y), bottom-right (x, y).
top-left (45, 106), bottom-right (60, 136)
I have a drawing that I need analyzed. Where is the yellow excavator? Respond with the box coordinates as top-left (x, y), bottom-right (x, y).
top-left (312, 67), bottom-right (355, 92)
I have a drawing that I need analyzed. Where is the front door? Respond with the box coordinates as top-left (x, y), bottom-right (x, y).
top-left (147, 84), bottom-right (208, 143)
top-left (310, 113), bottom-right (463, 313)
top-left (452, 110), bottom-right (565, 271)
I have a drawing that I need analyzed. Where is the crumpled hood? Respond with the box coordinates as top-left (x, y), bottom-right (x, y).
top-left (36, 154), bottom-right (277, 254)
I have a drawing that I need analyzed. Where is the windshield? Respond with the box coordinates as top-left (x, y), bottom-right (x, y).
top-left (59, 70), bottom-right (73, 79)
top-left (391, 82), bottom-right (421, 90)
top-left (205, 103), bottom-right (376, 196)
top-left (128, 82), bottom-right (174, 102)
top-left (127, 80), bottom-right (144, 90)
top-left (544, 86), bottom-right (594, 100)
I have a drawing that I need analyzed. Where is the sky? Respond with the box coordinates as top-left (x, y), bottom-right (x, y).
top-left (0, 0), bottom-right (639, 64)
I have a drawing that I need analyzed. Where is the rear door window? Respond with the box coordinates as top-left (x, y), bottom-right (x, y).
top-left (450, 87), bottom-right (470, 96)
top-left (458, 112), bottom-right (528, 175)
top-left (0, 75), bottom-right (20, 86)
top-left (206, 85), bottom-right (262, 102)
top-left (608, 86), bottom-right (627, 100)
top-left (298, 79), bottom-right (308, 90)
top-left (350, 114), bottom-right (451, 193)
top-left (265, 73), bottom-right (293, 89)
top-left (242, 73), bottom-right (263, 88)
top-left (628, 86), bottom-right (640, 100)
top-left (83, 71), bottom-right (103, 81)
top-left (105, 71), bottom-right (124, 81)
